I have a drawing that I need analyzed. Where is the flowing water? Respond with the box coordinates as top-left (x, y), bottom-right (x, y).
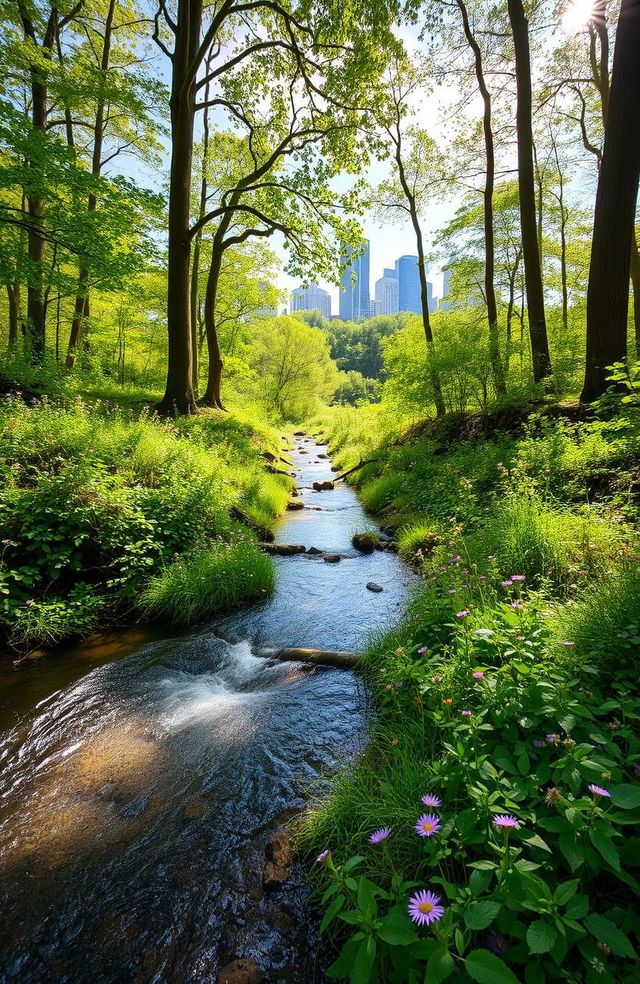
top-left (0, 439), bottom-right (416, 984)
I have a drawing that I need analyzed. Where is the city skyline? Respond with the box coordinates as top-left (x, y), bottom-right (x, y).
top-left (288, 245), bottom-right (449, 320)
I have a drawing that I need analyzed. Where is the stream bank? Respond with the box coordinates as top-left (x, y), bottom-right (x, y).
top-left (0, 437), bottom-right (416, 983)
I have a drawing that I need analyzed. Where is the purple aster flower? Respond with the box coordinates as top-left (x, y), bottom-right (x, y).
top-left (487, 933), bottom-right (509, 955)
top-left (395, 681), bottom-right (404, 688)
top-left (408, 890), bottom-right (444, 926)
top-left (456, 610), bottom-right (470, 619)
top-left (368, 827), bottom-right (392, 844)
top-left (501, 580), bottom-right (513, 587)
top-left (415, 814), bottom-right (441, 837)
top-left (461, 709), bottom-right (472, 717)
top-left (511, 575), bottom-right (526, 582)
top-left (588, 784), bottom-right (611, 798)
top-left (472, 671), bottom-right (485, 679)
top-left (421, 794), bottom-right (442, 808)
top-left (479, 575), bottom-right (487, 583)
top-left (418, 646), bottom-right (428, 654)
top-left (439, 567), bottom-right (447, 573)
top-left (316, 850), bottom-right (330, 863)
top-left (447, 589), bottom-right (457, 595)
top-left (533, 740), bottom-right (544, 748)
top-left (546, 734), bottom-right (558, 744)
top-left (25, 599), bottom-right (34, 607)
top-left (563, 641), bottom-right (575, 648)
top-left (493, 814), bottom-right (519, 829)
top-left (511, 601), bottom-right (523, 611)
top-left (432, 675), bottom-right (442, 683)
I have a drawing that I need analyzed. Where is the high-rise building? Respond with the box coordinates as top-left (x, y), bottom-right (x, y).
top-left (339, 241), bottom-right (371, 321)
top-left (439, 266), bottom-right (453, 312)
top-left (374, 267), bottom-right (399, 316)
top-left (290, 283), bottom-right (332, 319)
top-left (395, 255), bottom-right (423, 314)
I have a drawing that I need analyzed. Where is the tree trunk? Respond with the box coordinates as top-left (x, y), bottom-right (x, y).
top-left (67, 0), bottom-right (115, 370)
top-left (201, 236), bottom-right (227, 410)
top-left (507, 0), bottom-right (553, 384)
top-left (156, 0), bottom-right (202, 415)
top-left (581, 0), bottom-right (640, 402)
top-left (7, 284), bottom-right (22, 347)
top-left (457, 0), bottom-right (506, 396)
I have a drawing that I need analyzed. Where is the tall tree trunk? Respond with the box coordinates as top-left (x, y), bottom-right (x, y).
top-left (581, 0), bottom-right (640, 402)
top-left (67, 0), bottom-right (115, 369)
top-left (189, 54), bottom-right (213, 396)
top-left (156, 0), bottom-right (202, 415)
top-left (507, 0), bottom-right (552, 384)
top-left (7, 284), bottom-right (22, 347)
top-left (201, 228), bottom-right (228, 410)
top-left (457, 0), bottom-right (506, 396)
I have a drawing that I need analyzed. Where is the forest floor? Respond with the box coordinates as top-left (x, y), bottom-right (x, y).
top-left (0, 383), bottom-right (293, 656)
top-left (298, 398), bottom-right (640, 983)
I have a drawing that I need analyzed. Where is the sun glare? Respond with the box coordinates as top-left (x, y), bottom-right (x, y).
top-left (562, 0), bottom-right (596, 33)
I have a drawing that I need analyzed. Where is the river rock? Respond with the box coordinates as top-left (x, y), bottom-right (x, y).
top-left (260, 543), bottom-right (306, 555)
top-left (352, 532), bottom-right (377, 553)
top-left (293, 430), bottom-right (305, 436)
top-left (307, 546), bottom-right (323, 554)
top-left (261, 451), bottom-right (277, 463)
top-left (378, 503), bottom-right (397, 516)
top-left (313, 480), bottom-right (334, 491)
top-left (266, 828), bottom-right (294, 867)
top-left (299, 449), bottom-right (308, 454)
top-left (286, 499), bottom-right (305, 510)
top-left (323, 554), bottom-right (341, 563)
top-left (217, 958), bottom-right (262, 984)
top-left (318, 453), bottom-right (328, 459)
top-left (366, 582), bottom-right (384, 593)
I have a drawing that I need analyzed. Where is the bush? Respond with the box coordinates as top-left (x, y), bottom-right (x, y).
top-left (139, 539), bottom-right (275, 625)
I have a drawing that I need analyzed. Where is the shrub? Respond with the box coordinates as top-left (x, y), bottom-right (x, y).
top-left (139, 539), bottom-right (275, 625)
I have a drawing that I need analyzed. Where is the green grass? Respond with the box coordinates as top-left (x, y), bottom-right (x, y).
top-left (139, 539), bottom-right (275, 626)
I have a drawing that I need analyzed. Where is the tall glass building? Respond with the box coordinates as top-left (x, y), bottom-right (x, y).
top-left (339, 241), bottom-right (371, 320)
top-left (395, 255), bottom-right (425, 314)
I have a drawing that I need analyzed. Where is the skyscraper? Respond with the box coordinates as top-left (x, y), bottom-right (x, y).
top-left (395, 255), bottom-right (423, 314)
top-left (290, 283), bottom-right (332, 319)
top-left (374, 267), bottom-right (399, 316)
top-left (339, 241), bottom-right (371, 321)
top-left (439, 266), bottom-right (453, 312)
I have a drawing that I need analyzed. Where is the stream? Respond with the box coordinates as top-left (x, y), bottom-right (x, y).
top-left (0, 438), bottom-right (416, 984)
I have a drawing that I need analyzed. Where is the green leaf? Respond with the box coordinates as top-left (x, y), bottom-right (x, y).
top-left (320, 895), bottom-right (345, 933)
top-left (564, 894), bottom-right (589, 920)
top-left (553, 880), bottom-right (580, 905)
top-left (589, 829), bottom-right (621, 872)
top-left (326, 937), bottom-right (360, 978)
top-left (610, 784), bottom-right (640, 809)
top-left (352, 937), bottom-right (376, 984)
top-left (426, 949), bottom-right (455, 984)
top-left (464, 900), bottom-right (501, 931)
top-left (584, 914), bottom-right (637, 958)
top-left (376, 911), bottom-right (418, 946)
top-left (526, 920), bottom-right (558, 954)
top-left (344, 855), bottom-right (366, 872)
top-left (523, 833), bottom-right (552, 853)
top-left (469, 869), bottom-right (493, 896)
top-left (465, 949), bottom-right (521, 984)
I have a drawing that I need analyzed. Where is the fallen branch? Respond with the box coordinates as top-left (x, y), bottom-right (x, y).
top-left (335, 458), bottom-right (380, 482)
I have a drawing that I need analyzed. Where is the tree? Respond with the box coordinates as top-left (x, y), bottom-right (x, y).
top-left (507, 0), bottom-right (552, 384)
top-left (581, 0), bottom-right (640, 402)
top-left (455, 0), bottom-right (505, 395)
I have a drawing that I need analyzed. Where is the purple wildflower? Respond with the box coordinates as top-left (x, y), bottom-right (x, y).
top-left (415, 814), bottom-right (441, 837)
top-left (533, 740), bottom-right (544, 748)
top-left (395, 681), bottom-right (404, 688)
top-left (511, 601), bottom-right (523, 611)
top-left (418, 646), bottom-right (428, 654)
top-left (563, 641), bottom-right (575, 648)
top-left (546, 734), bottom-right (558, 744)
top-left (432, 675), bottom-right (442, 683)
top-left (316, 850), bottom-right (330, 863)
top-left (472, 671), bottom-right (485, 679)
top-left (421, 794), bottom-right (442, 808)
top-left (511, 575), bottom-right (526, 582)
top-left (501, 580), bottom-right (513, 587)
top-left (493, 815), bottom-right (519, 829)
top-left (461, 710), bottom-right (472, 717)
top-left (408, 890), bottom-right (444, 926)
top-left (368, 827), bottom-right (392, 844)
top-left (479, 575), bottom-right (487, 583)
top-left (447, 589), bottom-right (457, 596)
top-left (25, 599), bottom-right (34, 607)
top-left (588, 784), bottom-right (610, 798)
top-left (456, 610), bottom-right (470, 619)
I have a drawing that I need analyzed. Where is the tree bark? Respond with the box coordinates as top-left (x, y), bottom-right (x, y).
top-left (201, 231), bottom-right (228, 409)
top-left (189, 51), bottom-right (214, 397)
top-left (507, 0), bottom-right (552, 384)
top-left (581, 0), bottom-right (640, 402)
top-left (155, 0), bottom-right (202, 415)
top-left (67, 0), bottom-right (116, 370)
top-left (457, 0), bottom-right (506, 397)
top-left (7, 284), bottom-right (22, 347)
